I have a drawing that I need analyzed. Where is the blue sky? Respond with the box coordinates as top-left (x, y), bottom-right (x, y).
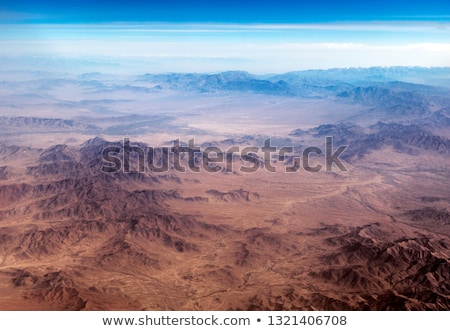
top-left (1, 0), bottom-right (450, 23)
top-left (0, 1), bottom-right (449, 73)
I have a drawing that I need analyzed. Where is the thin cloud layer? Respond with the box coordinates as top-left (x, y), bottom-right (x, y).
top-left (1, 22), bottom-right (450, 73)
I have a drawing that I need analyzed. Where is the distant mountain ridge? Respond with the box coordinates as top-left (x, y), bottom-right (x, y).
top-left (0, 116), bottom-right (100, 132)
top-left (290, 121), bottom-right (450, 159)
top-left (139, 67), bottom-right (450, 92)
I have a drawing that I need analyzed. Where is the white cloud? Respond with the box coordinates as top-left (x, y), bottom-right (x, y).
top-left (1, 23), bottom-right (450, 73)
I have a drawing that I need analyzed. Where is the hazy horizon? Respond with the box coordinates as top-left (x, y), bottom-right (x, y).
top-left (1, 23), bottom-right (449, 74)
top-left (1, 1), bottom-right (450, 73)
